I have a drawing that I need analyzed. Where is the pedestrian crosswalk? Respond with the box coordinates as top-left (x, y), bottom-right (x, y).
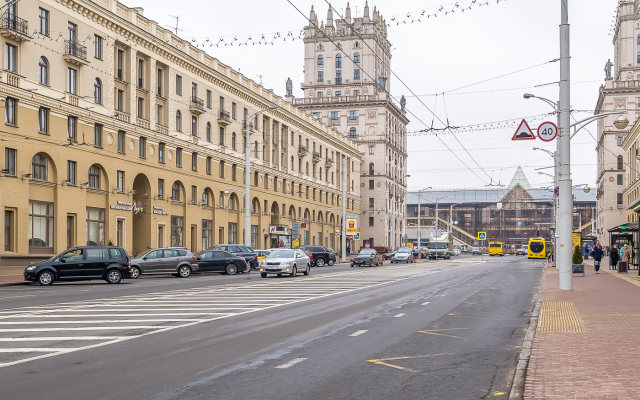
top-left (0, 265), bottom-right (447, 368)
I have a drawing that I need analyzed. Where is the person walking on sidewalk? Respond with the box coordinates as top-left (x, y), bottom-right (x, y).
top-left (592, 241), bottom-right (604, 274)
top-left (583, 243), bottom-right (590, 260)
top-left (610, 244), bottom-right (619, 269)
top-left (622, 244), bottom-right (631, 263)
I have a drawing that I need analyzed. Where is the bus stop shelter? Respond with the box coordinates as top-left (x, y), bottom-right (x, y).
top-left (608, 223), bottom-right (639, 269)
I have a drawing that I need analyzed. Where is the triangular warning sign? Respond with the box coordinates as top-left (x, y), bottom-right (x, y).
top-left (512, 119), bottom-right (536, 141)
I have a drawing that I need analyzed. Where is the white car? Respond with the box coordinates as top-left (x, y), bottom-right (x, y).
top-left (453, 248), bottom-right (461, 256)
top-left (391, 247), bottom-right (415, 263)
top-left (259, 248), bottom-right (310, 278)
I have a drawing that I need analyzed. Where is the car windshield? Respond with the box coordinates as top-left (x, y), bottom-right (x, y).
top-left (358, 249), bottom-right (375, 256)
top-left (268, 250), bottom-right (296, 258)
top-left (397, 248), bottom-right (412, 253)
top-left (428, 242), bottom-right (448, 249)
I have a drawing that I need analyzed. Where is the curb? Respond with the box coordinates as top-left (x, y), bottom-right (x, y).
top-left (0, 281), bottom-right (28, 287)
top-left (508, 263), bottom-right (545, 400)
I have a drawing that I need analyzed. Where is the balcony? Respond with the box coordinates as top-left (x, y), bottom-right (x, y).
top-left (114, 111), bottom-right (130, 123)
top-left (0, 15), bottom-right (30, 42)
top-left (217, 109), bottom-right (231, 126)
top-left (298, 145), bottom-right (307, 158)
top-left (63, 40), bottom-right (88, 66)
top-left (242, 122), bottom-right (255, 134)
top-left (189, 96), bottom-right (205, 115)
top-left (156, 124), bottom-right (168, 135)
top-left (325, 158), bottom-right (333, 168)
top-left (312, 152), bottom-right (321, 163)
top-left (136, 118), bottom-right (150, 130)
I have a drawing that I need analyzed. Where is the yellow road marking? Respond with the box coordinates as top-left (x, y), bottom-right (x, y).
top-left (0, 295), bottom-right (34, 300)
top-left (367, 353), bottom-right (451, 373)
top-left (493, 391), bottom-right (507, 396)
top-left (418, 328), bottom-right (471, 339)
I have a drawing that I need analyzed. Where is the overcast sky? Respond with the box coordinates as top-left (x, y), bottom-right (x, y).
top-left (125, 0), bottom-right (617, 190)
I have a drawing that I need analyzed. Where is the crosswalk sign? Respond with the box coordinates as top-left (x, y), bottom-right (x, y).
top-left (353, 232), bottom-right (361, 240)
top-left (478, 232), bottom-right (487, 240)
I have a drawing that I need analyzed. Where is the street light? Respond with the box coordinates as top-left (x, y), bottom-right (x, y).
top-left (415, 187), bottom-right (432, 248)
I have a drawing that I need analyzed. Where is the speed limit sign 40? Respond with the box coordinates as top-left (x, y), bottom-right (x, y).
top-left (537, 122), bottom-right (558, 142)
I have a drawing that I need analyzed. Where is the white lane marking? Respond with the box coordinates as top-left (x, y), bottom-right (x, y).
top-left (10, 313), bottom-right (231, 318)
top-left (0, 348), bottom-right (78, 353)
top-left (349, 330), bottom-right (368, 337)
top-left (0, 319), bottom-right (200, 324)
top-left (394, 313), bottom-right (406, 318)
top-left (0, 337), bottom-right (124, 341)
top-left (421, 302), bottom-right (431, 305)
top-left (275, 358), bottom-right (308, 369)
top-left (0, 326), bottom-right (171, 332)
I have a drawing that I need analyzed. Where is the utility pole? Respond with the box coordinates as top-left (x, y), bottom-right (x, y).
top-left (342, 155), bottom-right (347, 262)
top-left (391, 181), bottom-right (396, 249)
top-left (244, 112), bottom-right (251, 247)
top-left (435, 198), bottom-right (439, 261)
top-left (417, 191), bottom-right (421, 248)
top-left (558, 0), bottom-right (573, 290)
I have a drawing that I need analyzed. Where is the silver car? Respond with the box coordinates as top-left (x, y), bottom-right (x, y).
top-left (392, 247), bottom-right (415, 263)
top-left (259, 249), bottom-right (310, 278)
top-left (130, 247), bottom-right (199, 278)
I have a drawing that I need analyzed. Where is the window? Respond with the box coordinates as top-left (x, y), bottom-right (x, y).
top-left (617, 155), bottom-right (624, 169)
top-left (5, 44), bottom-right (16, 72)
top-left (349, 110), bottom-right (357, 120)
top-left (306, 162), bottom-right (309, 175)
top-left (369, 145), bottom-right (375, 155)
top-left (94, 79), bottom-right (102, 104)
top-left (618, 193), bottom-right (624, 205)
top-left (158, 179), bottom-right (164, 199)
top-left (158, 142), bottom-right (165, 163)
top-left (369, 180), bottom-right (374, 190)
top-left (206, 122), bottom-right (211, 142)
top-left (369, 216), bottom-right (374, 227)
top-left (617, 137), bottom-right (624, 146)
top-left (232, 164), bottom-right (237, 181)
top-left (191, 116), bottom-right (197, 136)
top-left (137, 59), bottom-right (144, 88)
top-left (176, 110), bottom-right (182, 131)
top-left (331, 111), bottom-right (339, 120)
top-left (176, 75), bottom-right (182, 95)
top-left (618, 174), bottom-right (623, 185)
top-left (171, 216), bottom-right (183, 246)
top-left (219, 160), bottom-right (225, 178)
top-left (29, 201), bottom-right (54, 253)
top-left (228, 222), bottom-right (238, 244)
top-left (335, 70), bottom-right (342, 84)
top-left (137, 97), bottom-right (143, 118)
top-left (202, 220), bottom-right (212, 249)
top-left (354, 69), bottom-right (360, 80)
top-left (157, 105), bottom-right (163, 125)
top-left (4, 148), bottom-right (16, 176)
top-left (88, 165), bottom-right (100, 188)
top-left (93, 124), bottom-right (102, 147)
top-left (117, 131), bottom-right (125, 153)
top-left (336, 54), bottom-right (342, 68)
top-left (176, 147), bottom-right (182, 167)
top-left (317, 92), bottom-right (323, 98)
top-left (67, 116), bottom-right (77, 141)
top-left (206, 156), bottom-right (212, 175)
top-left (206, 90), bottom-right (212, 108)
top-left (232, 102), bottom-right (237, 119)
top-left (94, 35), bottom-right (103, 59)
top-left (171, 182), bottom-right (180, 201)
top-left (67, 160), bottom-right (76, 185)
top-left (4, 98), bottom-right (15, 126)
top-left (354, 52), bottom-right (360, 63)
top-left (219, 127), bottom-right (225, 145)
top-left (232, 132), bottom-right (237, 150)
top-left (353, 89), bottom-right (360, 96)
top-left (117, 90), bottom-right (124, 111)
top-left (117, 49), bottom-right (124, 80)
top-left (291, 156), bottom-right (295, 170)
top-left (4, 209), bottom-right (14, 251)
top-left (369, 198), bottom-right (374, 208)
top-left (192, 152), bottom-right (198, 171)
top-left (318, 71), bottom-right (324, 82)
top-left (38, 57), bottom-right (48, 85)
top-left (336, 90), bottom-right (342, 97)
top-left (219, 96), bottom-right (224, 112)
top-left (39, 8), bottom-right (49, 35)
top-left (67, 68), bottom-right (77, 94)
top-left (139, 136), bottom-right (146, 158)
top-left (157, 68), bottom-right (163, 96)
top-left (191, 185), bottom-right (197, 202)
top-left (369, 162), bottom-right (374, 175)
top-left (349, 127), bottom-right (357, 138)
top-left (228, 195), bottom-right (237, 211)
top-left (117, 171), bottom-right (124, 192)
top-left (318, 55), bottom-right (324, 65)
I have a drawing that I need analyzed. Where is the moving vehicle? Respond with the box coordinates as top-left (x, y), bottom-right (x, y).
top-left (472, 247), bottom-right (482, 255)
top-left (195, 250), bottom-right (249, 275)
top-left (453, 248), bottom-right (461, 256)
top-left (382, 250), bottom-right (396, 261)
top-left (488, 242), bottom-right (505, 257)
top-left (351, 248), bottom-right (382, 267)
top-left (255, 250), bottom-right (272, 261)
top-left (427, 232), bottom-right (453, 260)
top-left (296, 245), bottom-right (330, 267)
top-left (325, 247), bottom-right (337, 266)
top-left (259, 248), bottom-right (310, 278)
top-left (392, 247), bottom-right (415, 263)
top-left (516, 245), bottom-right (527, 256)
top-left (527, 238), bottom-right (546, 259)
top-left (211, 244), bottom-right (258, 270)
top-left (129, 247), bottom-right (199, 278)
top-left (24, 246), bottom-right (132, 286)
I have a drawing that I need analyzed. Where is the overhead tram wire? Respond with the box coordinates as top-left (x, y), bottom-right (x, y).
top-left (285, 0), bottom-right (491, 185)
top-left (321, 1), bottom-right (494, 185)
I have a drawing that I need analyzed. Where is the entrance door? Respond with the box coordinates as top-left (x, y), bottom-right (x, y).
top-left (116, 219), bottom-right (124, 247)
top-left (191, 225), bottom-right (197, 253)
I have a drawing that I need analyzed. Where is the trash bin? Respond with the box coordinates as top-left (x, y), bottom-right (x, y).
top-left (618, 261), bottom-right (628, 273)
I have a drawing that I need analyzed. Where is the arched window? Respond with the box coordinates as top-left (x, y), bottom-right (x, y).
top-left (206, 122), bottom-right (211, 142)
top-left (291, 156), bottom-right (295, 170)
top-left (232, 132), bottom-right (237, 150)
top-left (228, 194), bottom-right (237, 211)
top-left (618, 155), bottom-right (624, 169)
top-left (38, 57), bottom-right (48, 85)
top-left (32, 154), bottom-right (48, 181)
top-left (88, 165), bottom-right (100, 188)
top-left (369, 162), bottom-right (374, 175)
top-left (354, 52), bottom-right (360, 63)
top-left (172, 182), bottom-right (180, 201)
top-left (349, 127), bottom-right (356, 138)
top-left (317, 55), bottom-right (324, 65)
top-left (202, 189), bottom-right (211, 206)
top-left (94, 78), bottom-right (102, 104)
top-left (252, 198), bottom-right (259, 213)
top-left (176, 110), bottom-right (182, 131)
top-left (335, 54), bottom-right (342, 68)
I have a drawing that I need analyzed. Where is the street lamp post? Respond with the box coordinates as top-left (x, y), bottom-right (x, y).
top-left (415, 187), bottom-right (432, 249)
top-left (433, 196), bottom-right (448, 261)
top-left (327, 206), bottom-right (346, 261)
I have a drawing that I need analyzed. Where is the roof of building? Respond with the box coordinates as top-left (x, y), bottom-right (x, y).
top-left (508, 166), bottom-right (531, 189)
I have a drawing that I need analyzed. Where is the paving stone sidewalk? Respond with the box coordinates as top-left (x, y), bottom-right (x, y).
top-left (0, 266), bottom-right (27, 286)
top-left (524, 260), bottom-right (640, 399)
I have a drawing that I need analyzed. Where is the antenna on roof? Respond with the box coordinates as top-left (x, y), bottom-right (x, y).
top-left (166, 15), bottom-right (184, 35)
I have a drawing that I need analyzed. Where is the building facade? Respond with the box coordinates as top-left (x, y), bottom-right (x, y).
top-left (0, 0), bottom-right (362, 262)
top-left (594, 0), bottom-right (640, 246)
top-left (292, 3), bottom-right (409, 250)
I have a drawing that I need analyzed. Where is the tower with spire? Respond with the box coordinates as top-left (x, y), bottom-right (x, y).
top-left (295, 2), bottom-right (410, 250)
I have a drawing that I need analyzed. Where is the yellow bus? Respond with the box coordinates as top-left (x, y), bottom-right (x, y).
top-left (527, 237), bottom-right (546, 259)
top-left (488, 242), bottom-right (505, 256)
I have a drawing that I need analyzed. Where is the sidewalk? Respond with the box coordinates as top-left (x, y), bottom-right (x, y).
top-left (524, 260), bottom-right (640, 399)
top-left (0, 266), bottom-right (26, 286)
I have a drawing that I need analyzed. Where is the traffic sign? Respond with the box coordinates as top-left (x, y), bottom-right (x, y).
top-left (353, 232), bottom-right (361, 240)
top-left (537, 121), bottom-right (558, 142)
top-left (518, 222), bottom-right (525, 227)
top-left (478, 232), bottom-right (487, 240)
top-left (512, 119), bottom-right (536, 141)
top-left (554, 186), bottom-right (559, 197)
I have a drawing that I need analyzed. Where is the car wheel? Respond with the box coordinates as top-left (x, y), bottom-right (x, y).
top-left (243, 263), bottom-right (251, 273)
top-left (260, 273), bottom-right (268, 278)
top-left (225, 264), bottom-right (238, 275)
top-left (328, 259), bottom-right (334, 266)
top-left (130, 267), bottom-right (141, 279)
top-left (38, 271), bottom-right (54, 286)
top-left (290, 266), bottom-right (297, 277)
top-left (303, 264), bottom-right (310, 275)
top-left (316, 257), bottom-right (325, 267)
top-left (106, 269), bottom-right (123, 284)
top-left (178, 265), bottom-right (191, 278)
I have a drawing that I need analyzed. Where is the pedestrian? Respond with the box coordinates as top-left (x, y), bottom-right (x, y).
top-left (610, 244), bottom-right (619, 269)
top-left (591, 241), bottom-right (604, 274)
top-left (346, 245), bottom-right (350, 256)
top-left (622, 244), bottom-right (631, 263)
top-left (583, 243), bottom-right (589, 260)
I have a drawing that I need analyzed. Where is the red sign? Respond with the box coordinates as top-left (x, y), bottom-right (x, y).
top-left (512, 119), bottom-right (536, 141)
top-left (537, 122), bottom-right (558, 142)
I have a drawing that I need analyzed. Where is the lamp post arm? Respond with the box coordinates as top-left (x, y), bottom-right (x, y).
top-left (569, 112), bottom-right (623, 140)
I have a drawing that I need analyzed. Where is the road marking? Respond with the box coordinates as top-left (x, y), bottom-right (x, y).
top-left (0, 295), bottom-right (36, 300)
top-left (0, 348), bottom-right (76, 353)
top-left (0, 326), bottom-right (162, 332)
top-left (275, 358), bottom-right (307, 369)
top-left (418, 328), bottom-right (471, 339)
top-left (367, 353), bottom-right (451, 373)
top-left (349, 330), bottom-right (368, 337)
top-left (421, 302), bottom-right (431, 305)
top-left (0, 337), bottom-right (124, 341)
top-left (0, 319), bottom-right (201, 324)
top-left (394, 313), bottom-right (405, 318)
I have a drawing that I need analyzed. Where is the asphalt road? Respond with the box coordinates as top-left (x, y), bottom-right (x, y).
top-left (0, 255), bottom-right (543, 400)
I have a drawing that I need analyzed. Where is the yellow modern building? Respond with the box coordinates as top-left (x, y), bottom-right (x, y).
top-left (0, 0), bottom-right (362, 263)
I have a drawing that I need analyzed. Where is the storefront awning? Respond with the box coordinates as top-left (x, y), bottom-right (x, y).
top-left (608, 222), bottom-right (640, 233)
top-left (627, 197), bottom-right (640, 211)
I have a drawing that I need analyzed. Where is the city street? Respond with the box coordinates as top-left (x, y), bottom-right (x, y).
top-left (0, 255), bottom-right (543, 400)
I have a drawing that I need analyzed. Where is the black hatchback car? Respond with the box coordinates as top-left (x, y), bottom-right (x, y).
top-left (210, 244), bottom-right (259, 269)
top-left (24, 246), bottom-right (132, 285)
top-left (195, 250), bottom-right (249, 275)
top-left (296, 245), bottom-right (331, 267)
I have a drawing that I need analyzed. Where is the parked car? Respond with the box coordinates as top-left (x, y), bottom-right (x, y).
top-left (325, 247), bottom-right (337, 266)
top-left (210, 244), bottom-right (258, 270)
top-left (255, 250), bottom-right (272, 261)
top-left (382, 250), bottom-right (396, 261)
top-left (129, 247), bottom-right (199, 278)
top-left (24, 246), bottom-right (132, 286)
top-left (392, 247), bottom-right (415, 264)
top-left (259, 248), bottom-right (310, 278)
top-left (453, 248), bottom-right (461, 256)
top-left (351, 248), bottom-right (382, 267)
top-left (472, 247), bottom-right (482, 255)
top-left (296, 245), bottom-right (330, 267)
top-left (195, 250), bottom-right (249, 275)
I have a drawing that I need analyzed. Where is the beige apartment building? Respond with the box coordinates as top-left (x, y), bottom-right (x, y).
top-left (293, 3), bottom-right (409, 250)
top-left (0, 0), bottom-right (362, 262)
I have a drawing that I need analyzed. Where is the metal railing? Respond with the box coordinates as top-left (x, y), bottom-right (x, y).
top-left (218, 109), bottom-right (230, 123)
top-left (298, 145), bottom-right (307, 156)
top-left (1, 15), bottom-right (28, 36)
top-left (190, 96), bottom-right (204, 111)
top-left (312, 152), bottom-right (321, 162)
top-left (65, 40), bottom-right (87, 60)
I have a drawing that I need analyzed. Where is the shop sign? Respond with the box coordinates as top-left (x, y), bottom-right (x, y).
top-left (292, 222), bottom-right (300, 238)
top-left (346, 216), bottom-right (357, 231)
top-left (269, 226), bottom-right (289, 235)
top-left (110, 203), bottom-right (132, 211)
top-left (133, 201), bottom-right (144, 215)
top-left (152, 205), bottom-right (169, 215)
